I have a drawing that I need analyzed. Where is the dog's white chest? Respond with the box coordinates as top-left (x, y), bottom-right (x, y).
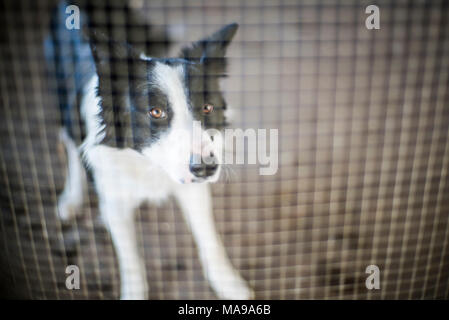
top-left (85, 145), bottom-right (174, 206)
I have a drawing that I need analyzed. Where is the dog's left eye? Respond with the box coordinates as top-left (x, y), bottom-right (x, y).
top-left (148, 107), bottom-right (166, 119)
top-left (203, 104), bottom-right (214, 115)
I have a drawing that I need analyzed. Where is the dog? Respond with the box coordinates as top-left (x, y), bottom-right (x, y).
top-left (46, 1), bottom-right (253, 300)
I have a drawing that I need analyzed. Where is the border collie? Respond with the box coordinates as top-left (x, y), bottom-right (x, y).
top-left (46, 2), bottom-right (252, 300)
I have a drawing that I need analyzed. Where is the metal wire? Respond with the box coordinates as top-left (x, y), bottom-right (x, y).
top-left (0, 0), bottom-right (448, 299)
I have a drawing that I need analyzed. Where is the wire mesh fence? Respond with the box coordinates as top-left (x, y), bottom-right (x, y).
top-left (0, 0), bottom-right (448, 299)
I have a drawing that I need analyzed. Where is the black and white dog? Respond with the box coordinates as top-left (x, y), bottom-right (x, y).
top-left (46, 2), bottom-right (252, 299)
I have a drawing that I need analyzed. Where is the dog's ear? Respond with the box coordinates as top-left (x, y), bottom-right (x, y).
top-left (87, 29), bottom-right (147, 148)
top-left (180, 23), bottom-right (238, 75)
top-left (88, 29), bottom-right (140, 77)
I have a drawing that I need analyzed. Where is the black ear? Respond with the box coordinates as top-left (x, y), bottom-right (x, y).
top-left (88, 29), bottom-right (140, 76)
top-left (180, 23), bottom-right (238, 75)
top-left (87, 29), bottom-right (148, 149)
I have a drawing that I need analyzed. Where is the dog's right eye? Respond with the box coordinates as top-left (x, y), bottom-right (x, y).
top-left (148, 107), bottom-right (166, 119)
top-left (203, 103), bottom-right (214, 115)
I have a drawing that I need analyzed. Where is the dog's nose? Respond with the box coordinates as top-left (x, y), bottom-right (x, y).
top-left (189, 154), bottom-right (218, 178)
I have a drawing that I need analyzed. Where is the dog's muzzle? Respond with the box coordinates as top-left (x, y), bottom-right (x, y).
top-left (189, 153), bottom-right (218, 178)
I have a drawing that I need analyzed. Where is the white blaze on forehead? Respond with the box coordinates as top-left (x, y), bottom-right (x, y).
top-left (152, 62), bottom-right (190, 122)
top-left (142, 62), bottom-right (222, 183)
top-left (144, 62), bottom-right (193, 182)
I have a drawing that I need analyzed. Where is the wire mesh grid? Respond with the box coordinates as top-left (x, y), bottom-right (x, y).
top-left (0, 0), bottom-right (449, 299)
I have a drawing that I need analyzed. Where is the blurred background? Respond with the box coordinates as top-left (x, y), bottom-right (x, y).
top-left (1, 0), bottom-right (449, 299)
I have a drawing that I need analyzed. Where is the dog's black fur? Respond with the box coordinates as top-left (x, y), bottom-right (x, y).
top-left (89, 24), bottom-right (236, 151)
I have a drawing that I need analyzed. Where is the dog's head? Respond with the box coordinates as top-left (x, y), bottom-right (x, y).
top-left (90, 23), bottom-right (238, 184)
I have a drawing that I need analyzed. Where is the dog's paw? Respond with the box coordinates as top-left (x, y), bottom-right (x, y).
top-left (212, 272), bottom-right (254, 300)
top-left (120, 282), bottom-right (149, 300)
top-left (215, 281), bottom-right (254, 300)
top-left (120, 291), bottom-right (147, 300)
top-left (57, 197), bottom-right (78, 221)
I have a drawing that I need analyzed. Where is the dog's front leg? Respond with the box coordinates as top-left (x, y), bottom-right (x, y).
top-left (174, 183), bottom-right (253, 300)
top-left (100, 200), bottom-right (148, 300)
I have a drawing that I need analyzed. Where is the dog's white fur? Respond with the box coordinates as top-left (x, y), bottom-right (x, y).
top-left (58, 62), bottom-right (253, 300)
